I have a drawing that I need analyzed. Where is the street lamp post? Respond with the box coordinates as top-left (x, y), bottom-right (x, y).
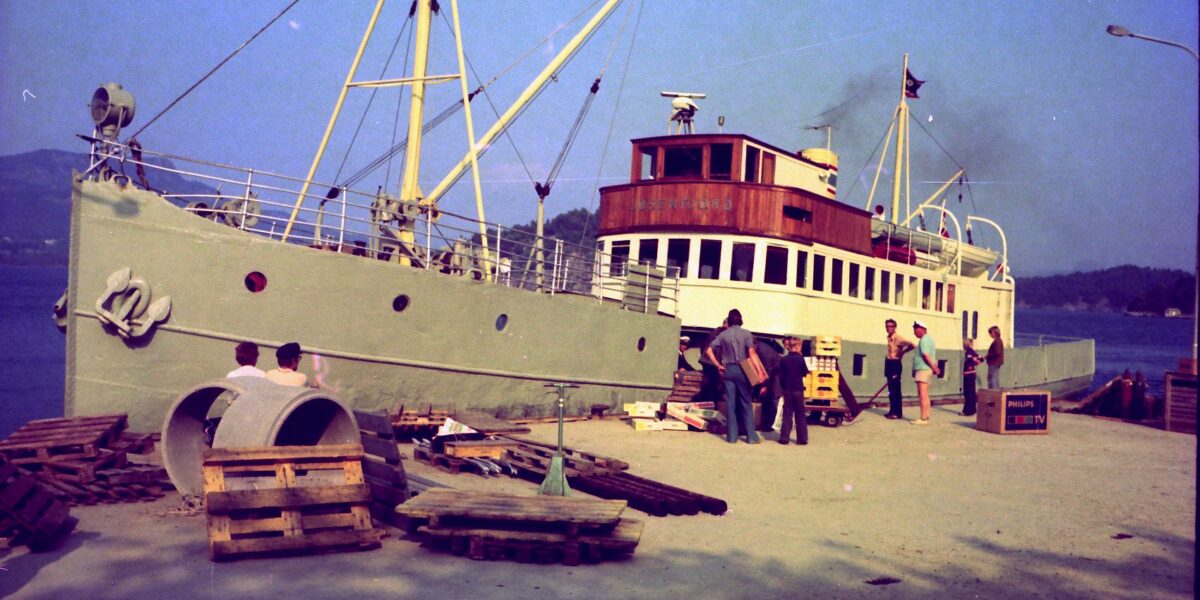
top-left (1107, 24), bottom-right (1200, 371)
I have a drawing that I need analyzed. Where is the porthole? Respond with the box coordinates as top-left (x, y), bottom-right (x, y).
top-left (495, 314), bottom-right (508, 331)
top-left (244, 271), bottom-right (267, 293)
top-left (392, 294), bottom-right (410, 312)
top-left (637, 337), bottom-right (646, 352)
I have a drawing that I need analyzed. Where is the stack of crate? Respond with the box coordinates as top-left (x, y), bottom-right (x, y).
top-left (806, 335), bottom-right (841, 400)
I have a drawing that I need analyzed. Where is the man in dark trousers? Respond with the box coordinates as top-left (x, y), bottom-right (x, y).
top-left (985, 326), bottom-right (1005, 389)
top-left (697, 320), bottom-right (727, 402)
top-left (883, 319), bottom-right (915, 420)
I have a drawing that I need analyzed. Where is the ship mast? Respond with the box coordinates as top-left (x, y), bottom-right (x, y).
top-left (891, 53), bottom-right (909, 225)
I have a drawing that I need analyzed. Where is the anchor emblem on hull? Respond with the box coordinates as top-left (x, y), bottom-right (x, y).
top-left (95, 267), bottom-right (171, 339)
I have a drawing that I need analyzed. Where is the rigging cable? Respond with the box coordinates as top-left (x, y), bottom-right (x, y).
top-left (841, 108), bottom-right (898, 207)
top-left (122, 0), bottom-right (302, 144)
top-left (578, 0), bottom-right (643, 245)
top-left (330, 12), bottom-right (415, 190)
top-left (910, 114), bottom-right (978, 215)
top-left (537, 0), bottom-right (635, 201)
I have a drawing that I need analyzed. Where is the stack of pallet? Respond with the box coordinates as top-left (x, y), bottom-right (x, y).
top-left (390, 405), bottom-right (452, 439)
top-left (0, 458), bottom-right (77, 552)
top-left (201, 444), bottom-right (383, 561)
top-left (666, 371), bottom-right (704, 402)
top-left (396, 488), bottom-right (642, 565)
top-left (354, 409), bottom-right (410, 528)
top-left (0, 414), bottom-right (168, 506)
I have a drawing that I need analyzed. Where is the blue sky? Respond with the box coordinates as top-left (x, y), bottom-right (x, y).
top-left (2, 0), bottom-right (1196, 275)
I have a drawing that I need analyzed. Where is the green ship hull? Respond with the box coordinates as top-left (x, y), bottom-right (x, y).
top-left (63, 176), bottom-right (679, 431)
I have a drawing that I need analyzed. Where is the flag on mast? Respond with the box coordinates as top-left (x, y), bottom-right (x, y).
top-left (905, 69), bottom-right (924, 99)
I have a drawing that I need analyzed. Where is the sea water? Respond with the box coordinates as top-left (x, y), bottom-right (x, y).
top-left (0, 265), bottom-right (1193, 437)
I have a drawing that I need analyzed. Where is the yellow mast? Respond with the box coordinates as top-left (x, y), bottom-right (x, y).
top-left (282, 0), bottom-right (386, 242)
top-left (890, 53), bottom-right (908, 225)
top-left (392, 0), bottom-right (435, 266)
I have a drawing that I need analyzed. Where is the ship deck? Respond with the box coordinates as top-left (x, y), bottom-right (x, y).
top-left (2, 412), bottom-right (1192, 599)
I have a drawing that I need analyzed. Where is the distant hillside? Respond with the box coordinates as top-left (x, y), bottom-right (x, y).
top-left (1017, 265), bottom-right (1195, 315)
top-left (0, 149), bottom-right (218, 264)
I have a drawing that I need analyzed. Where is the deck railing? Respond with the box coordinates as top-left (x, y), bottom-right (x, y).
top-left (82, 140), bottom-right (679, 314)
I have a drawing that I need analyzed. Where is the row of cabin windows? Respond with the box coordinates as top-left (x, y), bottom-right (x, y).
top-left (608, 238), bottom-right (957, 314)
top-left (639, 143), bottom-right (775, 184)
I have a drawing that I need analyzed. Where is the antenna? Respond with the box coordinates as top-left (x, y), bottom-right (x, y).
top-left (805, 124), bottom-right (832, 149)
top-left (661, 91), bottom-right (706, 134)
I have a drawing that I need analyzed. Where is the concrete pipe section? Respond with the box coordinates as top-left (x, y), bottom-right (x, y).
top-left (161, 377), bottom-right (359, 495)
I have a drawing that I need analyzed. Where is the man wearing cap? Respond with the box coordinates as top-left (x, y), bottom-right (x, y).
top-left (911, 321), bottom-right (939, 425)
top-left (266, 342), bottom-right (309, 387)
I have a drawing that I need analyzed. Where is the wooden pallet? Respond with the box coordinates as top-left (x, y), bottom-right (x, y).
top-left (354, 409), bottom-right (411, 528)
top-left (411, 445), bottom-right (489, 476)
top-left (37, 448), bottom-right (128, 483)
top-left (34, 471), bottom-right (166, 506)
top-left (500, 436), bottom-right (629, 472)
top-left (0, 459), bottom-right (77, 551)
top-left (0, 414), bottom-right (127, 464)
top-left (444, 440), bottom-right (516, 460)
top-left (418, 518), bottom-right (643, 565)
top-left (202, 444), bottom-right (383, 561)
top-left (395, 488), bottom-right (626, 535)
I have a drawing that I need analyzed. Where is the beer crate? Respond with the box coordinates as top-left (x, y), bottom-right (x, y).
top-left (813, 336), bottom-right (842, 357)
top-left (976, 389), bottom-right (1051, 435)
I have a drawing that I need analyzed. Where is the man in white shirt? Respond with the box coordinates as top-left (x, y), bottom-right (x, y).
top-left (266, 342), bottom-right (309, 387)
top-left (225, 342), bottom-right (266, 378)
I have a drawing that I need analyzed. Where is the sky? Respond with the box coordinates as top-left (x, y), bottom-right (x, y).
top-left (1, 0), bottom-right (1196, 276)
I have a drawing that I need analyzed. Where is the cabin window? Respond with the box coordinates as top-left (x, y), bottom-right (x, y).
top-left (946, 284), bottom-right (956, 313)
top-left (812, 255), bottom-right (826, 292)
top-left (783, 205), bottom-right (813, 223)
top-left (831, 259), bottom-right (844, 295)
top-left (764, 245), bottom-right (788, 285)
top-left (795, 250), bottom-right (808, 288)
top-left (667, 238), bottom-right (690, 278)
top-left (972, 311), bottom-right (979, 339)
top-left (609, 240), bottom-right (630, 276)
top-left (962, 311), bottom-right (969, 339)
top-left (880, 269), bottom-right (890, 303)
top-left (762, 153), bottom-right (776, 184)
top-left (935, 282), bottom-right (944, 312)
top-left (852, 354), bottom-right (866, 377)
top-left (638, 239), bottom-right (659, 266)
top-left (710, 143), bottom-right (733, 180)
top-left (908, 276), bottom-right (919, 307)
top-left (865, 266), bottom-right (876, 301)
top-left (639, 146), bottom-right (657, 180)
top-left (745, 147), bottom-right (760, 182)
top-left (663, 146), bottom-right (703, 178)
top-left (848, 263), bottom-right (860, 298)
top-left (936, 359), bottom-right (947, 378)
top-left (731, 243), bottom-right (755, 282)
top-left (894, 273), bottom-right (905, 305)
top-left (698, 239), bottom-right (721, 280)
top-left (921, 279), bottom-right (931, 310)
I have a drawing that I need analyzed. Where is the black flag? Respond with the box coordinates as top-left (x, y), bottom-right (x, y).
top-left (905, 69), bottom-right (924, 99)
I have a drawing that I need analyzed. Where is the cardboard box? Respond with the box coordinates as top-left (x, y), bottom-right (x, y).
top-left (714, 401), bottom-right (764, 431)
top-left (623, 401), bottom-right (663, 418)
top-left (976, 389), bottom-right (1051, 435)
top-left (632, 416), bottom-right (690, 431)
top-left (664, 402), bottom-right (720, 429)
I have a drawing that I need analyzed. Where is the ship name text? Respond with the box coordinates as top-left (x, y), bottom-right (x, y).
top-left (634, 197), bottom-right (733, 212)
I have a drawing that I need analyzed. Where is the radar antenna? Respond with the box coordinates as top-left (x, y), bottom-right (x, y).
top-left (660, 91), bottom-right (705, 134)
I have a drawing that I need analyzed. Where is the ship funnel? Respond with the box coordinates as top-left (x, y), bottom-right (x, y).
top-left (90, 83), bottom-right (136, 140)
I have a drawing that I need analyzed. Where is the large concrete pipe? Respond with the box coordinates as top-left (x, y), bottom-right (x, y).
top-left (161, 377), bottom-right (359, 495)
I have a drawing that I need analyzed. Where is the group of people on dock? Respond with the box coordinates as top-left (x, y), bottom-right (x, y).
top-left (681, 308), bottom-right (1007, 444)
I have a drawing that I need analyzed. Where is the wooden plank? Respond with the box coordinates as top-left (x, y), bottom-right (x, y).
top-left (359, 435), bottom-right (401, 464)
top-left (421, 518), bottom-right (643, 548)
top-left (353, 410), bottom-right (395, 437)
top-left (395, 489), bottom-right (625, 526)
top-left (0, 477), bottom-right (35, 509)
top-left (202, 444), bottom-right (365, 465)
top-left (210, 528), bottom-right (382, 560)
top-left (365, 477), bottom-right (408, 505)
top-left (361, 458), bottom-right (405, 485)
top-left (206, 484), bottom-right (371, 513)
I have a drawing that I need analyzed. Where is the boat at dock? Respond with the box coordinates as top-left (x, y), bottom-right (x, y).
top-left (58, 1), bottom-right (680, 432)
top-left (594, 58), bottom-right (1094, 402)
